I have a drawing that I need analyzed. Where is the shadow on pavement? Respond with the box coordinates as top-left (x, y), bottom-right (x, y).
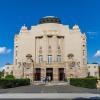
top-left (73, 96), bottom-right (100, 100)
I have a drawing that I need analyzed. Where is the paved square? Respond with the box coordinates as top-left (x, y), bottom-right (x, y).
top-left (0, 85), bottom-right (100, 93)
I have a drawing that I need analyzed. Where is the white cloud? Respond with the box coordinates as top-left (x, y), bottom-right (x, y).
top-left (0, 47), bottom-right (6, 54)
top-left (0, 47), bottom-right (11, 54)
top-left (94, 50), bottom-right (100, 57)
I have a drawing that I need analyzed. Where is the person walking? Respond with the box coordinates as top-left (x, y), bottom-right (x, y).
top-left (48, 76), bottom-right (51, 82)
top-left (44, 77), bottom-right (47, 84)
top-left (46, 76), bottom-right (49, 83)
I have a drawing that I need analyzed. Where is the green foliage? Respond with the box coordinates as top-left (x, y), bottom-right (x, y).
top-left (5, 75), bottom-right (15, 79)
top-left (0, 70), bottom-right (4, 78)
top-left (86, 76), bottom-right (96, 78)
top-left (70, 78), bottom-right (97, 89)
top-left (0, 79), bottom-right (30, 88)
top-left (99, 66), bottom-right (100, 77)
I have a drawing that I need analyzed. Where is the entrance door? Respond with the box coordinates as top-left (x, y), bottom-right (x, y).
top-left (59, 68), bottom-right (64, 81)
top-left (35, 68), bottom-right (41, 81)
top-left (46, 68), bottom-right (53, 81)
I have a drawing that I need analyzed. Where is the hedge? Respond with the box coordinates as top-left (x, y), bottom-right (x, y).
top-left (70, 78), bottom-right (97, 89)
top-left (0, 79), bottom-right (30, 88)
top-left (5, 75), bottom-right (15, 79)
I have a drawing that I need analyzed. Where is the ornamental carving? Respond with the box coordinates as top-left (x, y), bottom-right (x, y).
top-left (68, 61), bottom-right (75, 67)
top-left (67, 53), bottom-right (74, 59)
top-left (43, 30), bottom-right (60, 35)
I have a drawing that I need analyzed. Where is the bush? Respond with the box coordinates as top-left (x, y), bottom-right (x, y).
top-left (86, 76), bottom-right (96, 78)
top-left (70, 78), bottom-right (97, 89)
top-left (0, 79), bottom-right (30, 88)
top-left (5, 75), bottom-right (15, 79)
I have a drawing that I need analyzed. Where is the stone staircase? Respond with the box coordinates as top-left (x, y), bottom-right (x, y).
top-left (33, 81), bottom-right (69, 86)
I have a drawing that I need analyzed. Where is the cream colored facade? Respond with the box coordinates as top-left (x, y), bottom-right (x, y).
top-left (4, 64), bottom-right (14, 77)
top-left (5, 16), bottom-right (94, 81)
top-left (87, 64), bottom-right (99, 78)
top-left (12, 16), bottom-right (89, 81)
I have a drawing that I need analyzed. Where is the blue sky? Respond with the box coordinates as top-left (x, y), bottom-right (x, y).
top-left (0, 0), bottom-right (100, 68)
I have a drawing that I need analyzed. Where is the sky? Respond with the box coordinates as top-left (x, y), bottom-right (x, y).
top-left (0, 0), bottom-right (100, 69)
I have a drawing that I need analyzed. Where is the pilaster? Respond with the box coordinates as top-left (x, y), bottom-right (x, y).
top-left (53, 68), bottom-right (58, 81)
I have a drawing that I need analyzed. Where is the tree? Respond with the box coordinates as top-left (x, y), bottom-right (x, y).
top-left (0, 70), bottom-right (4, 78)
top-left (99, 66), bottom-right (100, 77)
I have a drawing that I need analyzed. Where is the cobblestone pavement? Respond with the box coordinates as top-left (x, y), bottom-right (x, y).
top-left (0, 84), bottom-right (100, 93)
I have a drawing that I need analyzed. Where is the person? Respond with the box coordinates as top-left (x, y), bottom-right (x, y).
top-left (41, 76), bottom-right (43, 82)
top-left (46, 76), bottom-right (49, 82)
top-left (63, 73), bottom-right (65, 81)
top-left (42, 77), bottom-right (45, 83)
top-left (48, 76), bottom-right (51, 82)
top-left (44, 77), bottom-right (47, 84)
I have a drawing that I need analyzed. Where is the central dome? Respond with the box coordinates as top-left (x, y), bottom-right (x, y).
top-left (39, 16), bottom-right (61, 24)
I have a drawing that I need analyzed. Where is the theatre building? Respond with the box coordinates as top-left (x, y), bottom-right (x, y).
top-left (13, 16), bottom-right (88, 82)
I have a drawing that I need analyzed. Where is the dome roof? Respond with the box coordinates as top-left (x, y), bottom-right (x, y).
top-left (39, 16), bottom-right (61, 24)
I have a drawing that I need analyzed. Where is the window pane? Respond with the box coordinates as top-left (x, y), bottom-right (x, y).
top-left (48, 55), bottom-right (52, 64)
top-left (39, 55), bottom-right (43, 63)
top-left (57, 55), bottom-right (61, 62)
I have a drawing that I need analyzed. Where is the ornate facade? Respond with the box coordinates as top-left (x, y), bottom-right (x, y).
top-left (12, 16), bottom-right (89, 82)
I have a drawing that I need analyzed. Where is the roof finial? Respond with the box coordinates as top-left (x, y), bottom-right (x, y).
top-left (20, 24), bottom-right (28, 33)
top-left (73, 24), bottom-right (80, 30)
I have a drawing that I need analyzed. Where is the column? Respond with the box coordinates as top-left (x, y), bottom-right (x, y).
top-left (29, 67), bottom-right (34, 83)
top-left (53, 35), bottom-right (57, 62)
top-left (43, 35), bottom-right (47, 62)
top-left (41, 68), bottom-right (46, 78)
top-left (53, 68), bottom-right (58, 81)
top-left (64, 67), bottom-right (67, 80)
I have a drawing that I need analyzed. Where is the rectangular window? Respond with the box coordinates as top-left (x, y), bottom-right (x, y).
top-left (83, 50), bottom-right (85, 56)
top-left (48, 55), bottom-right (52, 64)
top-left (83, 58), bottom-right (86, 65)
top-left (15, 59), bottom-right (17, 65)
top-left (88, 72), bottom-right (90, 76)
top-left (16, 50), bottom-right (17, 57)
top-left (39, 55), bottom-right (43, 63)
top-left (57, 55), bottom-right (62, 62)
